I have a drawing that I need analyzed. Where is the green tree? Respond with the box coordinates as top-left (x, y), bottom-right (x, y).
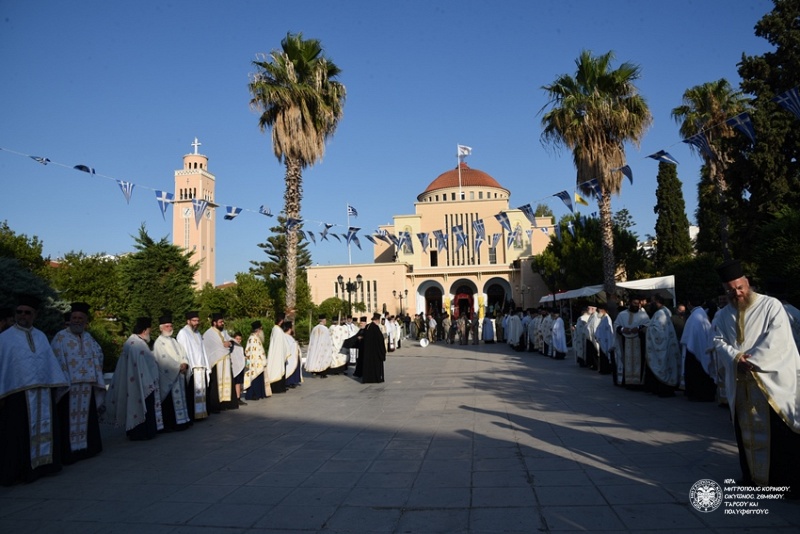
top-left (249, 32), bottom-right (346, 312)
top-left (227, 272), bottom-right (272, 318)
top-left (250, 215), bottom-right (312, 280)
top-left (0, 257), bottom-right (63, 336)
top-left (116, 225), bottom-right (197, 328)
top-left (753, 208), bottom-right (800, 304)
top-left (671, 79), bottom-right (749, 260)
top-left (653, 161), bottom-right (693, 270)
top-left (0, 220), bottom-right (48, 274)
top-left (540, 50), bottom-right (652, 305)
top-left (732, 0), bottom-right (800, 260)
top-left (45, 252), bottom-right (120, 317)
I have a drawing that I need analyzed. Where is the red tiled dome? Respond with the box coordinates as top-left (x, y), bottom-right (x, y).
top-left (418, 163), bottom-right (507, 200)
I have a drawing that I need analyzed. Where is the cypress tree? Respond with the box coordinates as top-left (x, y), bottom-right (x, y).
top-left (653, 161), bottom-right (693, 270)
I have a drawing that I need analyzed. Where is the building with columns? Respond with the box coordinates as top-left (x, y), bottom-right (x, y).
top-left (172, 138), bottom-right (216, 287)
top-left (307, 162), bottom-right (555, 320)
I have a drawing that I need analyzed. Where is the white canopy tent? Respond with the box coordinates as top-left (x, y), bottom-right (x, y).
top-left (537, 275), bottom-right (676, 305)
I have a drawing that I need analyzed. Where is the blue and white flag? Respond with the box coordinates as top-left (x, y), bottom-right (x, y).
top-left (517, 204), bottom-right (537, 226)
top-left (346, 226), bottom-right (360, 246)
top-left (474, 234), bottom-right (484, 254)
top-left (433, 229), bottom-right (448, 252)
top-left (224, 206), bottom-right (242, 220)
top-left (554, 224), bottom-right (562, 241)
top-left (647, 150), bottom-right (679, 165)
top-left (331, 233), bottom-right (342, 242)
top-left (259, 205), bottom-right (273, 217)
top-left (452, 225), bottom-right (467, 253)
top-left (578, 178), bottom-right (602, 200)
top-left (614, 164), bottom-right (634, 185)
top-left (540, 227), bottom-right (549, 235)
top-left (472, 218), bottom-right (486, 240)
top-left (352, 235), bottom-right (362, 250)
top-left (726, 112), bottom-right (757, 145)
top-left (506, 228), bottom-right (519, 249)
top-left (307, 231), bottom-right (316, 245)
top-left (192, 199), bottom-right (208, 228)
top-left (74, 164), bottom-right (95, 174)
top-left (347, 204), bottom-right (358, 217)
top-left (401, 231), bottom-right (414, 254)
top-left (491, 233), bottom-right (502, 249)
top-left (457, 144), bottom-right (472, 158)
top-left (495, 212), bottom-right (512, 233)
top-left (683, 132), bottom-right (715, 159)
top-left (286, 217), bottom-right (302, 232)
top-left (525, 229), bottom-right (533, 242)
top-left (554, 191), bottom-right (573, 213)
top-left (416, 232), bottom-right (430, 253)
top-left (320, 223), bottom-right (334, 241)
top-left (297, 230), bottom-right (306, 241)
top-left (30, 156), bottom-right (50, 165)
top-left (154, 190), bottom-right (174, 220)
top-left (364, 234), bottom-right (378, 246)
top-left (117, 180), bottom-right (135, 204)
top-left (567, 221), bottom-right (575, 238)
top-left (773, 87), bottom-right (800, 120)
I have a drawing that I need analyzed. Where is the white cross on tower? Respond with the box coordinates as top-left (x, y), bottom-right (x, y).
top-left (191, 137), bottom-right (201, 155)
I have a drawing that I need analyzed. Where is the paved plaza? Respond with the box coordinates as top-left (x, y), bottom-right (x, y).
top-left (2, 340), bottom-right (799, 532)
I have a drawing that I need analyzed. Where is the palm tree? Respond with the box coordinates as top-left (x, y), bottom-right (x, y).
top-left (249, 32), bottom-right (346, 312)
top-left (671, 79), bottom-right (748, 261)
top-left (540, 50), bottom-right (652, 303)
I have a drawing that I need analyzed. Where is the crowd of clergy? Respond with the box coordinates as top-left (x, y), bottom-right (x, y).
top-left (0, 303), bottom-right (311, 486)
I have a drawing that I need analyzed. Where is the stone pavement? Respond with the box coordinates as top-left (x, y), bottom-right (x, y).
top-left (2, 340), bottom-right (799, 533)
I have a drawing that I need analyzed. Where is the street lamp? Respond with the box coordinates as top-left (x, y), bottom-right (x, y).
top-left (518, 285), bottom-right (530, 309)
top-left (392, 289), bottom-right (408, 314)
top-left (337, 274), bottom-right (363, 314)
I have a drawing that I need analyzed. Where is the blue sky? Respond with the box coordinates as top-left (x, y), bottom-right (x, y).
top-left (1, 0), bottom-right (774, 285)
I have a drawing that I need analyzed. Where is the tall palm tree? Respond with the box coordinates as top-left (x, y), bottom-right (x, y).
top-left (249, 32), bottom-right (346, 312)
top-left (541, 50), bottom-right (652, 303)
top-left (671, 79), bottom-right (748, 261)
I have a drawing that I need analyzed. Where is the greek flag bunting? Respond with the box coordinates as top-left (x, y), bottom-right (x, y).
top-left (453, 225), bottom-right (467, 253)
top-left (773, 87), bottom-right (800, 120)
top-left (567, 221), bottom-right (575, 238)
top-left (286, 217), bottom-right (302, 231)
top-left (491, 233), bottom-right (502, 249)
top-left (647, 150), bottom-right (679, 165)
top-left (259, 205), bottom-right (273, 217)
top-left (346, 227), bottom-right (360, 246)
top-left (517, 204), bottom-right (537, 226)
top-left (554, 224), bottom-right (562, 241)
top-left (307, 231), bottom-right (316, 244)
top-left (525, 229), bottom-right (533, 241)
top-left (192, 199), bottom-right (208, 228)
top-left (683, 132), bottom-right (715, 159)
top-left (416, 232), bottom-right (430, 253)
top-left (154, 190), bottom-right (174, 220)
top-left (117, 180), bottom-right (135, 204)
top-left (614, 164), bottom-right (634, 185)
top-left (472, 218), bottom-right (486, 240)
top-left (352, 235), bottom-right (362, 250)
top-left (224, 206), bottom-right (242, 220)
top-left (554, 191), bottom-right (573, 213)
top-left (74, 164), bottom-right (95, 174)
top-left (495, 212), bottom-right (512, 233)
top-left (331, 233), bottom-right (342, 242)
top-left (506, 228), bottom-right (519, 249)
top-left (402, 231), bottom-right (414, 254)
top-left (474, 234), bottom-right (484, 254)
top-left (364, 234), bottom-right (378, 245)
top-left (726, 112), bottom-right (757, 145)
top-left (320, 223), bottom-right (334, 241)
top-left (30, 156), bottom-right (50, 165)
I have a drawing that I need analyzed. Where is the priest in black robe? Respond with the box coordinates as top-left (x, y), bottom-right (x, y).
top-left (361, 313), bottom-right (386, 383)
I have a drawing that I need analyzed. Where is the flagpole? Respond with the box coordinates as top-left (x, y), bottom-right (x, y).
top-left (457, 145), bottom-right (462, 201)
top-left (346, 204), bottom-right (352, 265)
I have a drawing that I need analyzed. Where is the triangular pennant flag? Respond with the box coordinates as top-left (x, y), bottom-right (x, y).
top-left (403, 231), bottom-right (414, 254)
top-left (495, 212), bottom-right (512, 233)
top-left (346, 227), bottom-right (361, 246)
top-left (308, 231), bottom-right (316, 245)
top-left (117, 180), bottom-right (135, 204)
top-left (433, 230), bottom-right (448, 252)
top-left (331, 233), bottom-right (342, 242)
top-left (74, 164), bottom-right (96, 174)
top-left (540, 227), bottom-right (549, 235)
top-left (614, 164), bottom-right (633, 185)
top-left (578, 178), bottom-right (602, 200)
top-left (554, 224), bottom-right (562, 241)
top-left (517, 204), bottom-right (537, 226)
top-left (567, 221), bottom-right (575, 238)
top-left (154, 190), bottom-right (174, 220)
top-left (364, 234), bottom-right (378, 245)
top-left (491, 233), bottom-right (501, 249)
top-left (574, 192), bottom-right (589, 206)
top-left (647, 150), bottom-right (679, 165)
top-left (352, 235), bottom-right (362, 250)
top-left (320, 223), bottom-right (334, 241)
top-left (224, 206), bottom-right (242, 220)
top-left (506, 228), bottom-right (519, 249)
top-left (30, 156), bottom-right (50, 165)
top-left (726, 112), bottom-right (757, 145)
top-left (554, 191), bottom-right (573, 213)
top-left (772, 87), bottom-right (800, 120)
top-left (286, 217), bottom-right (302, 231)
top-left (192, 199), bottom-right (208, 228)
top-left (297, 230), bottom-right (306, 241)
top-left (525, 229), bottom-right (533, 241)
top-left (452, 225), bottom-right (467, 253)
top-left (683, 132), bottom-right (715, 159)
top-left (471, 218), bottom-right (486, 240)
top-left (259, 205), bottom-right (273, 217)
top-left (474, 234), bottom-right (484, 254)
top-left (416, 232), bottom-right (430, 254)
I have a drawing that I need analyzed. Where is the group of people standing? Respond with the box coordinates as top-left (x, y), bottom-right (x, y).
top-left (0, 302), bottom-right (302, 486)
top-left (304, 313), bottom-right (387, 383)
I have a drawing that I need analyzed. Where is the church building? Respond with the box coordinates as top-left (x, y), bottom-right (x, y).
top-left (307, 162), bottom-right (555, 320)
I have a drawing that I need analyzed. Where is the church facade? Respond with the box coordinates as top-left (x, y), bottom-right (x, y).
top-left (307, 162), bottom-right (554, 320)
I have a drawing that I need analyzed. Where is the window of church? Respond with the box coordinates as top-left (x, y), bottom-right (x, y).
top-left (479, 192), bottom-right (483, 199)
top-left (435, 195), bottom-right (439, 201)
top-left (489, 247), bottom-right (497, 264)
top-left (470, 191), bottom-right (474, 200)
top-left (431, 250), bottom-right (438, 267)
top-left (451, 192), bottom-right (455, 200)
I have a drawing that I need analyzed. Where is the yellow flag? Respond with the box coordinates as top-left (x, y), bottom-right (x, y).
top-left (574, 192), bottom-right (589, 206)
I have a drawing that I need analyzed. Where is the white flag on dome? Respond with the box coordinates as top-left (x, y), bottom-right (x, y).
top-left (457, 145), bottom-right (472, 158)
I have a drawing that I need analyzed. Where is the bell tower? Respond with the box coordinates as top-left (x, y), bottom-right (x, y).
top-left (172, 137), bottom-right (216, 287)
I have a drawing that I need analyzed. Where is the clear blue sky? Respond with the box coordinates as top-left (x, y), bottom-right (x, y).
top-left (1, 0), bottom-right (774, 285)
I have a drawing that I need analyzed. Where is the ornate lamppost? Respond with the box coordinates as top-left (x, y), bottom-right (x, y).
top-left (392, 289), bottom-right (408, 315)
top-left (337, 274), bottom-right (363, 314)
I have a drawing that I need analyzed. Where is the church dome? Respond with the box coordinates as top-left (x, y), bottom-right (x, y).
top-left (418, 162), bottom-right (508, 201)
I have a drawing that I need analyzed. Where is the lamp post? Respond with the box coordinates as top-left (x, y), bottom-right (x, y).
top-left (337, 274), bottom-right (363, 314)
top-left (518, 285), bottom-right (530, 309)
top-left (392, 289), bottom-right (408, 315)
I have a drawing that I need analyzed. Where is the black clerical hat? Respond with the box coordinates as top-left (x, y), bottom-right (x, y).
top-left (16, 294), bottom-right (40, 309)
top-left (210, 312), bottom-right (224, 321)
top-left (158, 313), bottom-right (173, 325)
top-left (716, 259), bottom-right (745, 283)
top-left (70, 302), bottom-right (91, 316)
top-left (133, 317), bottom-right (152, 333)
top-left (251, 320), bottom-right (262, 331)
top-left (185, 311), bottom-right (199, 320)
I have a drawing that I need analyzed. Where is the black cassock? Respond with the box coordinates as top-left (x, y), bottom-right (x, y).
top-left (361, 323), bottom-right (386, 383)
